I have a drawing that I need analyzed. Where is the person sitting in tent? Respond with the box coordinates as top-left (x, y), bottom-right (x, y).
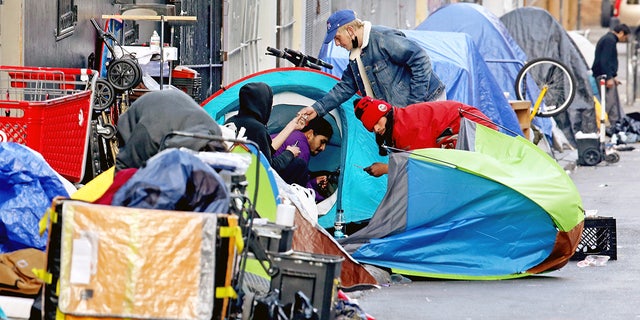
top-left (297, 9), bottom-right (445, 122)
top-left (225, 82), bottom-right (306, 172)
top-left (271, 116), bottom-right (334, 201)
top-left (354, 96), bottom-right (498, 177)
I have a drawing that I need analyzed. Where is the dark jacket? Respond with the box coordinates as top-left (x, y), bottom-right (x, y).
top-left (592, 31), bottom-right (619, 80)
top-left (225, 82), bottom-right (294, 171)
top-left (115, 89), bottom-right (223, 171)
top-left (312, 24), bottom-right (445, 116)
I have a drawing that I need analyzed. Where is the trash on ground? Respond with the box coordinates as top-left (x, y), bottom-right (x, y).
top-left (577, 255), bottom-right (610, 268)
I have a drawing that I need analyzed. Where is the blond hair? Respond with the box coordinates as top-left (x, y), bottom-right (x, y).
top-left (337, 18), bottom-right (364, 34)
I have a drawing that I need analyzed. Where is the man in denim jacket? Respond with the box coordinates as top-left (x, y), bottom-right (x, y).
top-left (299, 9), bottom-right (445, 121)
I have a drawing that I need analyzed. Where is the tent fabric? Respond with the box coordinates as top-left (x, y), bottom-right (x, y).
top-left (0, 143), bottom-right (70, 253)
top-left (402, 30), bottom-right (521, 135)
top-left (318, 30), bottom-right (523, 136)
top-left (568, 31), bottom-right (596, 68)
top-left (415, 2), bottom-right (553, 139)
top-left (202, 73), bottom-right (379, 286)
top-left (340, 120), bottom-right (584, 279)
top-left (500, 6), bottom-right (598, 144)
top-left (202, 68), bottom-right (389, 226)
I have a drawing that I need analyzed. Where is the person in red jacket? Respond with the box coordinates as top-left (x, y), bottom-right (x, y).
top-left (353, 96), bottom-right (497, 176)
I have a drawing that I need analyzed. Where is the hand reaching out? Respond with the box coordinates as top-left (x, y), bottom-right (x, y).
top-left (293, 113), bottom-right (306, 130)
top-left (286, 144), bottom-right (301, 157)
top-left (298, 106), bottom-right (318, 122)
top-left (316, 175), bottom-right (329, 189)
top-left (363, 162), bottom-right (389, 177)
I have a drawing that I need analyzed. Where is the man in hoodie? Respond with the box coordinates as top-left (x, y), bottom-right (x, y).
top-left (116, 89), bottom-right (225, 171)
top-left (298, 9), bottom-right (445, 122)
top-left (225, 82), bottom-right (305, 172)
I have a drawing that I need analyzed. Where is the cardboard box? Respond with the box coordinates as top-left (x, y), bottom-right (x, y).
top-left (509, 100), bottom-right (531, 139)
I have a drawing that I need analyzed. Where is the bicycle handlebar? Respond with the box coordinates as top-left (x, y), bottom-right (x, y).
top-left (284, 48), bottom-right (333, 70)
top-left (266, 46), bottom-right (290, 59)
top-left (265, 46), bottom-right (333, 71)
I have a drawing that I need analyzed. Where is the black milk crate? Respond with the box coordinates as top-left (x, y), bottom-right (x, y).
top-left (270, 251), bottom-right (343, 320)
top-left (571, 216), bottom-right (617, 261)
top-left (172, 76), bottom-right (201, 99)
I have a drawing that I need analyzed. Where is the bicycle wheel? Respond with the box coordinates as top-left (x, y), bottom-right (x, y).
top-left (514, 58), bottom-right (576, 117)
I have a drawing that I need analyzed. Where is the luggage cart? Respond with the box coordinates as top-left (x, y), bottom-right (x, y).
top-left (577, 75), bottom-right (620, 166)
top-left (0, 66), bottom-right (98, 183)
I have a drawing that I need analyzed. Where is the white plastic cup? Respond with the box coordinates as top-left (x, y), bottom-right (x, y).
top-left (275, 199), bottom-right (296, 227)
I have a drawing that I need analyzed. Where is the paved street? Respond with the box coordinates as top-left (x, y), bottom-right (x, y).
top-left (354, 142), bottom-right (640, 319)
top-left (351, 27), bottom-right (640, 320)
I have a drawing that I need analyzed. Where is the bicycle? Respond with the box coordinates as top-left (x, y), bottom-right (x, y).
top-left (265, 47), bottom-right (333, 71)
top-left (514, 57), bottom-right (576, 119)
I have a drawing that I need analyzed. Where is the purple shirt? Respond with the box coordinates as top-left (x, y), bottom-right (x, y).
top-left (272, 130), bottom-right (311, 164)
top-left (271, 131), bottom-right (325, 202)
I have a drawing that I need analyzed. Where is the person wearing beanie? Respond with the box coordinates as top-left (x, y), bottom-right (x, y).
top-left (225, 82), bottom-right (306, 172)
top-left (353, 96), bottom-right (498, 177)
top-left (298, 9), bottom-right (445, 122)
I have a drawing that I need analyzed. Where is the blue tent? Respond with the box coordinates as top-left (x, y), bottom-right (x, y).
top-left (339, 119), bottom-right (584, 279)
top-left (415, 3), bottom-right (553, 138)
top-left (318, 30), bottom-right (523, 136)
top-left (201, 68), bottom-right (388, 227)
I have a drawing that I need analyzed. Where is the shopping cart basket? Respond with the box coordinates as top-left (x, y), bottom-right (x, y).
top-left (0, 66), bottom-right (98, 183)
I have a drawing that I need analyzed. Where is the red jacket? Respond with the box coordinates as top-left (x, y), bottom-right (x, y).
top-left (392, 100), bottom-right (497, 150)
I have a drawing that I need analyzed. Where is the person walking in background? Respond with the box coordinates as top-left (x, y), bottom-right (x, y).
top-left (298, 9), bottom-right (445, 122)
top-left (592, 23), bottom-right (630, 124)
top-left (353, 97), bottom-right (497, 177)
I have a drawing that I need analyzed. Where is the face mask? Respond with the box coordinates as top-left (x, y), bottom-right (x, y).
top-left (351, 36), bottom-right (359, 49)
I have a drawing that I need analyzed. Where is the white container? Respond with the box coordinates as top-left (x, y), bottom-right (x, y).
top-left (149, 30), bottom-right (160, 50)
top-left (275, 197), bottom-right (296, 227)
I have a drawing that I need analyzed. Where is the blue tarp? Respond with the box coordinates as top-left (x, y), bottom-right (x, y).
top-left (0, 142), bottom-right (69, 253)
top-left (112, 148), bottom-right (230, 213)
top-left (318, 30), bottom-right (523, 136)
top-left (415, 3), bottom-right (553, 138)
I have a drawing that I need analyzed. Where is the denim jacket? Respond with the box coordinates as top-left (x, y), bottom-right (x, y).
top-left (312, 25), bottom-right (445, 116)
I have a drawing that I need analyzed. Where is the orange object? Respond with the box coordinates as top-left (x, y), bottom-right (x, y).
top-left (48, 201), bottom-right (237, 319)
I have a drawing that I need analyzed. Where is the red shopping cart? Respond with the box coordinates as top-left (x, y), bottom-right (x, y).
top-left (0, 66), bottom-right (98, 183)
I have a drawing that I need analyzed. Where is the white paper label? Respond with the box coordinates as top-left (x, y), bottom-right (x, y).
top-left (69, 237), bottom-right (93, 284)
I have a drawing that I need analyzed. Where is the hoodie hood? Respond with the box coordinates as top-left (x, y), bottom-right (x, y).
top-left (116, 89), bottom-right (223, 171)
top-left (238, 82), bottom-right (273, 124)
